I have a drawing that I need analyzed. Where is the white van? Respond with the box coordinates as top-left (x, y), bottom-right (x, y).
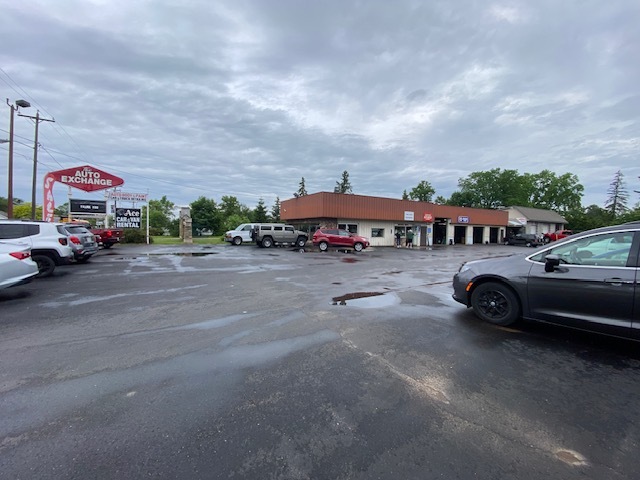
top-left (224, 223), bottom-right (256, 245)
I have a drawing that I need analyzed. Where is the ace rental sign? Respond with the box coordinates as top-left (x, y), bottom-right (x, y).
top-left (116, 208), bottom-right (141, 228)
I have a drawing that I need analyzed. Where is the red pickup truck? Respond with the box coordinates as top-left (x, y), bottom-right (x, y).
top-left (542, 230), bottom-right (573, 244)
top-left (91, 227), bottom-right (124, 248)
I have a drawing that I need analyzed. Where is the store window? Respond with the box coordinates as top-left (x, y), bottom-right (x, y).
top-left (338, 224), bottom-right (358, 234)
top-left (371, 228), bottom-right (385, 238)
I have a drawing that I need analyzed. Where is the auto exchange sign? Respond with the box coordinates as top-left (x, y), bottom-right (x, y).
top-left (55, 165), bottom-right (124, 192)
top-left (43, 165), bottom-right (125, 221)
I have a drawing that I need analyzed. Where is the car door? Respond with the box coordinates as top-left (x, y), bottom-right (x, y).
top-left (284, 226), bottom-right (296, 243)
top-left (526, 230), bottom-right (638, 338)
top-left (240, 224), bottom-right (254, 242)
top-left (0, 223), bottom-right (34, 249)
top-left (336, 229), bottom-right (352, 247)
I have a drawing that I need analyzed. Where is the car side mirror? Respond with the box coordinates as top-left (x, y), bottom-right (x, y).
top-left (544, 254), bottom-right (561, 272)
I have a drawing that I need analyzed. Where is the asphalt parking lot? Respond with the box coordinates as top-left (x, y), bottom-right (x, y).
top-left (1, 243), bottom-right (639, 479)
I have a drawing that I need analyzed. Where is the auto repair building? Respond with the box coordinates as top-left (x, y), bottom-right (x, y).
top-left (280, 192), bottom-right (508, 247)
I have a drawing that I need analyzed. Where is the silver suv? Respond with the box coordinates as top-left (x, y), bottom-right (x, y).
top-left (251, 223), bottom-right (308, 248)
top-left (0, 220), bottom-right (74, 277)
top-left (61, 224), bottom-right (99, 263)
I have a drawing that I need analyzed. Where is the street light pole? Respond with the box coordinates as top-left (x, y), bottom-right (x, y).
top-left (19, 110), bottom-right (55, 219)
top-left (5, 98), bottom-right (31, 219)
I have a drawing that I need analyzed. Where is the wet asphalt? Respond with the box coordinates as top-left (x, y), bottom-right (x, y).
top-left (0, 242), bottom-right (639, 479)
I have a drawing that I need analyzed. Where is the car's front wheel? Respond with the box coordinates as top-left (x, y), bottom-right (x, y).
top-left (353, 242), bottom-right (364, 252)
top-left (318, 241), bottom-right (329, 252)
top-left (33, 255), bottom-right (56, 278)
top-left (295, 237), bottom-right (307, 248)
top-left (471, 282), bottom-right (520, 326)
top-left (261, 237), bottom-right (273, 248)
top-left (232, 236), bottom-right (242, 246)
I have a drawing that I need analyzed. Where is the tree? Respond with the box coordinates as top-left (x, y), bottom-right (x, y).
top-left (0, 196), bottom-right (25, 212)
top-left (147, 196), bottom-right (175, 230)
top-left (13, 203), bottom-right (42, 219)
top-left (454, 168), bottom-right (527, 209)
top-left (294, 177), bottom-right (308, 198)
top-left (252, 198), bottom-right (269, 223)
top-left (450, 168), bottom-right (584, 212)
top-left (54, 202), bottom-right (69, 218)
top-left (409, 180), bottom-right (436, 202)
top-left (604, 170), bottom-right (629, 219)
top-left (219, 196), bottom-right (244, 218)
top-left (335, 170), bottom-right (352, 194)
top-left (401, 190), bottom-right (409, 200)
top-left (271, 197), bottom-right (281, 222)
top-left (223, 213), bottom-right (252, 233)
top-left (565, 205), bottom-right (611, 231)
top-left (434, 195), bottom-right (447, 205)
top-left (190, 196), bottom-right (220, 235)
top-left (523, 170), bottom-right (584, 214)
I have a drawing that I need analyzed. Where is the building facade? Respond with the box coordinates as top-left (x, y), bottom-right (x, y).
top-left (504, 206), bottom-right (568, 237)
top-left (281, 192), bottom-right (509, 247)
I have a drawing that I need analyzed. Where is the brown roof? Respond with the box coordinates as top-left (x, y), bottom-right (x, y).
top-left (282, 192), bottom-right (508, 225)
top-left (508, 206), bottom-right (567, 223)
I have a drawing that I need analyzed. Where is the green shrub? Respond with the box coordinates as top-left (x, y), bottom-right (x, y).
top-left (121, 229), bottom-right (152, 244)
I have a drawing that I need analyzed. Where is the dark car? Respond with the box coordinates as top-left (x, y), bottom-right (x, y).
top-left (312, 229), bottom-right (370, 252)
top-left (453, 222), bottom-right (640, 340)
top-left (505, 233), bottom-right (542, 247)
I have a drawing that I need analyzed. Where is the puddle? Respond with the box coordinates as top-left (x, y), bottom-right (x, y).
top-left (103, 252), bottom-right (219, 258)
top-left (332, 292), bottom-right (400, 308)
top-left (555, 449), bottom-right (587, 466)
top-left (341, 257), bottom-right (358, 263)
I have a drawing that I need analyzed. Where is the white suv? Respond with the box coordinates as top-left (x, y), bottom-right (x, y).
top-left (0, 220), bottom-right (74, 277)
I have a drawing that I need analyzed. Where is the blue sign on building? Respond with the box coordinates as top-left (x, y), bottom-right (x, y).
top-left (458, 216), bottom-right (470, 223)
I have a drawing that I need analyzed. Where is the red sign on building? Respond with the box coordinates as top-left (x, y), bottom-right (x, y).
top-left (423, 213), bottom-right (433, 222)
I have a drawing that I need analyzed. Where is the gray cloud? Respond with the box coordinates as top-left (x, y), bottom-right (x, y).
top-left (1, 0), bottom-right (638, 211)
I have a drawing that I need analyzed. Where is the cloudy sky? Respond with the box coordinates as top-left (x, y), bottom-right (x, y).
top-left (1, 0), bottom-right (638, 212)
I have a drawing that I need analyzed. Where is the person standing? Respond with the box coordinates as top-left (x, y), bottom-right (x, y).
top-left (395, 230), bottom-right (402, 248)
top-left (406, 228), bottom-right (414, 248)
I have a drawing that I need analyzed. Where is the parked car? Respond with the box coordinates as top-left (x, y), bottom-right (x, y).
top-left (505, 233), bottom-right (542, 247)
top-left (452, 222), bottom-right (640, 340)
top-left (0, 220), bottom-right (73, 277)
top-left (543, 229), bottom-right (573, 243)
top-left (312, 228), bottom-right (370, 252)
top-left (0, 241), bottom-right (39, 290)
top-left (224, 223), bottom-right (256, 245)
top-left (61, 224), bottom-right (99, 263)
top-left (251, 223), bottom-right (308, 248)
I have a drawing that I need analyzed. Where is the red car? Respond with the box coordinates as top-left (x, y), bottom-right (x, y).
top-left (312, 228), bottom-right (370, 252)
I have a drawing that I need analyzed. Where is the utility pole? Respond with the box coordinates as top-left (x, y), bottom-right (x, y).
top-left (5, 98), bottom-right (31, 219)
top-left (19, 110), bottom-right (55, 220)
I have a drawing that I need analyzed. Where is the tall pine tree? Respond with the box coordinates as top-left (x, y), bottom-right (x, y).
top-left (605, 170), bottom-right (629, 219)
top-left (294, 177), bottom-right (308, 197)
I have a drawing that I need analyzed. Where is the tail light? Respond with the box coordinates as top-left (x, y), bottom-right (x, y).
top-left (105, 230), bottom-right (113, 238)
top-left (69, 235), bottom-right (82, 245)
top-left (58, 237), bottom-right (68, 246)
top-left (10, 252), bottom-right (31, 260)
